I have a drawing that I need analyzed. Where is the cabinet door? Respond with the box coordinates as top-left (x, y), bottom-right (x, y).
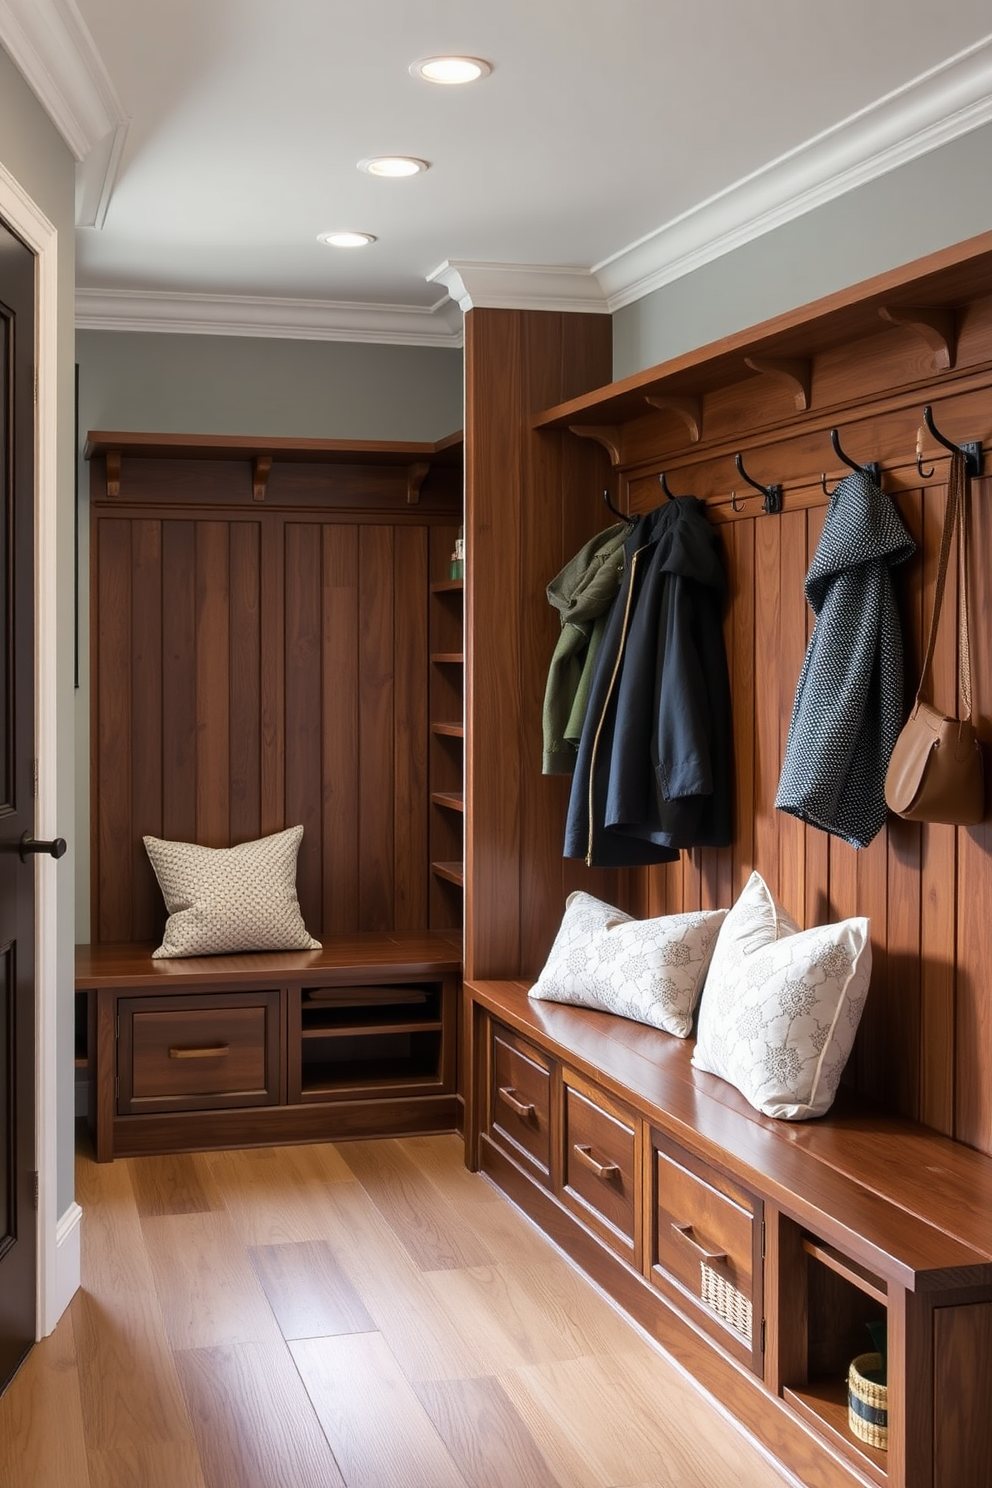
top-left (118, 989), bottom-right (281, 1114)
top-left (651, 1128), bottom-right (763, 1374)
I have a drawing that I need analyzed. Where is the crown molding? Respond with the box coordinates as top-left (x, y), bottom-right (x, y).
top-left (428, 260), bottom-right (608, 314)
top-left (595, 31), bottom-right (992, 310)
top-left (0, 0), bottom-right (129, 227)
top-left (75, 286), bottom-right (465, 347)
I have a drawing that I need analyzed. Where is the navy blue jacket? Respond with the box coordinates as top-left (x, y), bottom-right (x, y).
top-left (564, 497), bottom-right (733, 866)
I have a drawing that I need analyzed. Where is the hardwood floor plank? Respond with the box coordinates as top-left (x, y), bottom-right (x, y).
top-left (130, 1153), bottom-right (223, 1218)
top-left (141, 1211), bottom-right (286, 1350)
top-left (70, 1286), bottom-right (195, 1454)
top-left (402, 1133), bottom-right (504, 1208)
top-left (85, 1440), bottom-right (209, 1488)
top-left (425, 1263), bottom-right (584, 1370)
top-left (248, 1239), bottom-right (375, 1340)
top-left (76, 1150), bottom-right (160, 1300)
top-left (416, 1375), bottom-right (569, 1488)
top-left (339, 1138), bottom-right (494, 1271)
top-left (500, 1351), bottom-right (793, 1488)
top-left (0, 1309), bottom-right (90, 1488)
top-left (456, 1194), bottom-right (649, 1357)
top-left (175, 1341), bottom-right (346, 1488)
top-left (290, 1332), bottom-right (470, 1488)
top-left (202, 1143), bottom-right (354, 1247)
top-left (318, 1178), bottom-right (487, 1382)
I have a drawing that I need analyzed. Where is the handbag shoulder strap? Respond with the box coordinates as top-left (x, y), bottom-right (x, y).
top-left (917, 448), bottom-right (973, 719)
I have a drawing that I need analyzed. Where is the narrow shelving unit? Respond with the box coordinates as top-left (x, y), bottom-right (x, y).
top-left (428, 567), bottom-right (464, 928)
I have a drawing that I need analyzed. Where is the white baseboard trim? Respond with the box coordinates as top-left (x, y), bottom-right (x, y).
top-left (50, 1201), bottom-right (82, 1331)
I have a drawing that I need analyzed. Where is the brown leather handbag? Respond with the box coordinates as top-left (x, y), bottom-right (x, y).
top-left (884, 449), bottom-right (984, 824)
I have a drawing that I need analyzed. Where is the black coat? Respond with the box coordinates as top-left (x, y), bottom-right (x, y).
top-left (564, 497), bottom-right (733, 866)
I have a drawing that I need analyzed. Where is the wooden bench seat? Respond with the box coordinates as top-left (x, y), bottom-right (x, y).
top-left (466, 977), bottom-right (992, 1488)
top-left (77, 931), bottom-right (461, 1161)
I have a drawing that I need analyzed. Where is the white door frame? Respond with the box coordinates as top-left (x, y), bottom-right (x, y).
top-left (0, 160), bottom-right (66, 1337)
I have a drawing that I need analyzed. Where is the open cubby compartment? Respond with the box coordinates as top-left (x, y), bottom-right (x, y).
top-left (296, 981), bottom-right (447, 1098)
top-left (781, 1228), bottom-right (889, 1481)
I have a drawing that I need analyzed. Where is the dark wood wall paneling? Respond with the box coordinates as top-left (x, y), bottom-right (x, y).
top-left (90, 450), bottom-right (460, 948)
top-left (462, 236), bottom-right (992, 1159)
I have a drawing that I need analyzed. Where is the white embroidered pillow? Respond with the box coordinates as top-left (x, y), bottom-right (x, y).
top-left (692, 871), bottom-right (871, 1120)
top-left (529, 891), bottom-right (727, 1038)
top-left (143, 825), bottom-right (321, 959)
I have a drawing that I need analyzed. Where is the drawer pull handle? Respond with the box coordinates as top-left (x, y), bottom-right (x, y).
top-left (672, 1222), bottom-right (727, 1267)
top-left (168, 1044), bottom-right (230, 1059)
top-left (572, 1143), bottom-right (620, 1180)
top-left (498, 1086), bottom-right (536, 1119)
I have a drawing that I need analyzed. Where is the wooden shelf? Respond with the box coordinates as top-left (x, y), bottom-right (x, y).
top-left (802, 1236), bottom-right (888, 1307)
top-left (430, 579), bottom-right (464, 594)
top-left (302, 1019), bottom-right (443, 1039)
top-left (432, 860), bottom-right (464, 887)
top-left (432, 791), bottom-right (464, 814)
top-left (85, 430), bottom-right (463, 466)
top-left (432, 722), bottom-right (464, 739)
top-left (783, 1381), bottom-right (888, 1484)
top-left (431, 652), bottom-right (464, 665)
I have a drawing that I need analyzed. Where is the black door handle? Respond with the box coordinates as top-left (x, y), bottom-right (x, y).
top-left (20, 833), bottom-right (67, 862)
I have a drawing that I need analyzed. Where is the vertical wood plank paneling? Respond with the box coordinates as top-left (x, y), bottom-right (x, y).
top-left (195, 523), bottom-right (231, 846)
top-left (284, 523), bottom-right (323, 939)
top-left (358, 524), bottom-right (395, 929)
top-left (752, 515), bottom-right (781, 888)
top-left (955, 474), bottom-right (992, 1152)
top-left (129, 519), bottom-right (163, 941)
top-left (323, 526), bottom-right (360, 933)
top-left (259, 516), bottom-right (285, 838)
top-left (729, 519), bottom-right (755, 902)
top-left (776, 508), bottom-right (808, 921)
top-left (161, 521), bottom-right (197, 846)
top-left (393, 526), bottom-right (429, 930)
top-left (229, 522), bottom-right (261, 847)
top-left (802, 507), bottom-right (829, 930)
top-left (918, 481), bottom-right (958, 1135)
top-left (94, 519), bottom-right (132, 942)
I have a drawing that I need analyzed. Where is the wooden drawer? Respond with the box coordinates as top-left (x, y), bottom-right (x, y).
top-left (489, 1026), bottom-right (553, 1181)
top-left (118, 990), bottom-right (281, 1114)
top-left (652, 1130), bottom-right (763, 1373)
top-left (563, 1074), bottom-right (638, 1261)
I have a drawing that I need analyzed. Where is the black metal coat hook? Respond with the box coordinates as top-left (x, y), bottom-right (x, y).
top-left (658, 472), bottom-right (688, 502)
top-left (734, 452), bottom-right (782, 514)
top-left (918, 405), bottom-right (983, 479)
top-left (821, 428), bottom-right (881, 494)
top-left (602, 488), bottom-right (630, 523)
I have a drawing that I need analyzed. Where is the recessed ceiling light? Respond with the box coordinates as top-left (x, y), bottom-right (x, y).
top-left (410, 56), bottom-right (491, 85)
top-left (318, 231), bottom-right (377, 248)
top-left (358, 156), bottom-right (429, 178)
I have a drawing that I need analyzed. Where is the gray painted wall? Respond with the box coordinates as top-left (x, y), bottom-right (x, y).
top-left (613, 120), bottom-right (992, 378)
top-left (74, 330), bottom-right (464, 941)
top-left (0, 46), bottom-right (78, 1220)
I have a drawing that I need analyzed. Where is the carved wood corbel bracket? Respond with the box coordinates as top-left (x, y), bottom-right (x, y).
top-left (105, 449), bottom-right (122, 498)
top-left (568, 424), bottom-right (622, 466)
top-left (406, 461), bottom-right (430, 504)
top-left (878, 304), bottom-right (956, 371)
top-left (643, 394), bottom-right (702, 443)
top-left (743, 356), bottom-right (811, 412)
top-left (252, 455), bottom-right (272, 502)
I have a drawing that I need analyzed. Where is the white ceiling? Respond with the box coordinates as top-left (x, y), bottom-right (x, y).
top-left (5, 0), bottom-right (992, 345)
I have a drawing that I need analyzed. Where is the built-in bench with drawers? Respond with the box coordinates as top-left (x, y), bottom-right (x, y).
top-left (465, 977), bottom-right (992, 1488)
top-left (76, 931), bottom-right (462, 1162)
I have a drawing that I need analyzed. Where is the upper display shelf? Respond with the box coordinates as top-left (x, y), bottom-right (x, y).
top-left (532, 229), bottom-right (992, 448)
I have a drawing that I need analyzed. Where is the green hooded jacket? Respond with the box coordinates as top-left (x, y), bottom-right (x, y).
top-left (542, 521), bottom-right (627, 774)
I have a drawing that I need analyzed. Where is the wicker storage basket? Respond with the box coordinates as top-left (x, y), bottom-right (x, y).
top-left (700, 1260), bottom-right (752, 1342)
top-left (848, 1351), bottom-right (887, 1450)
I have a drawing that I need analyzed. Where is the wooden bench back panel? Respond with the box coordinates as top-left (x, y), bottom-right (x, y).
top-left (91, 464), bottom-right (458, 947)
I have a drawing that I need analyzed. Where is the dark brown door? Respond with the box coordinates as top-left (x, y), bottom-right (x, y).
top-left (0, 218), bottom-right (37, 1388)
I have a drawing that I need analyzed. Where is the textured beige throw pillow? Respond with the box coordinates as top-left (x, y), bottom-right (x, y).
top-left (143, 825), bottom-right (321, 958)
top-left (529, 891), bottom-right (727, 1037)
top-left (692, 871), bottom-right (871, 1120)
